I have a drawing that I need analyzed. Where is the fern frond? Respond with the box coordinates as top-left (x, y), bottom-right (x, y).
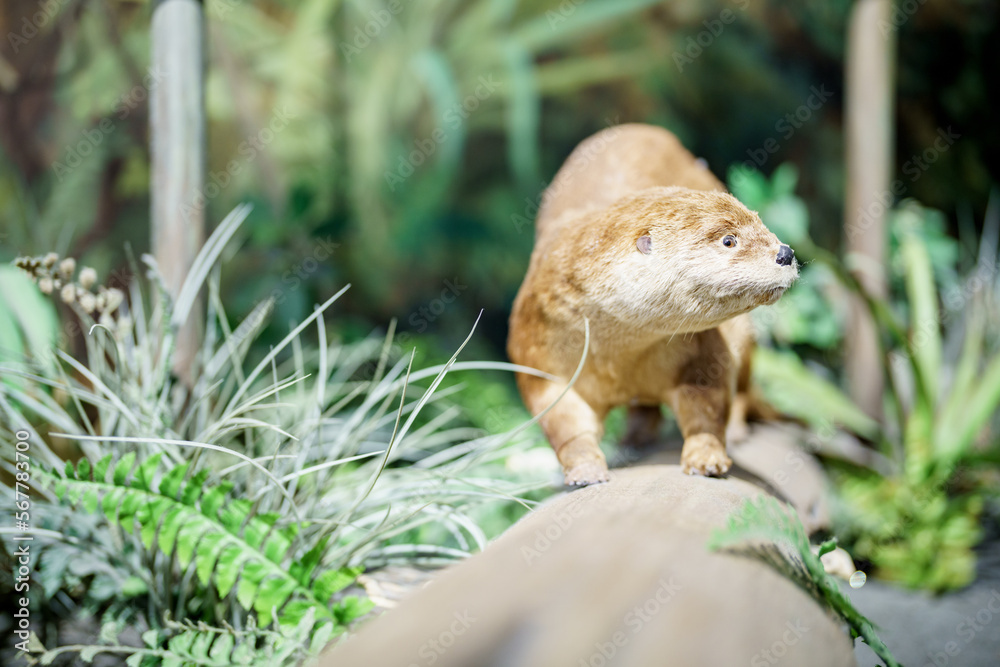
top-left (708, 496), bottom-right (900, 667)
top-left (39, 454), bottom-right (372, 629)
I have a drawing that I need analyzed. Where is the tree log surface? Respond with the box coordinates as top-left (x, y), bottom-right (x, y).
top-left (322, 465), bottom-right (857, 667)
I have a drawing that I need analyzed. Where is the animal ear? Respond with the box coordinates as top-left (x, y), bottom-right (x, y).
top-left (637, 235), bottom-right (652, 255)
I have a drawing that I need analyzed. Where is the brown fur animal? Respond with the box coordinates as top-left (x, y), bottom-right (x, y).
top-left (507, 124), bottom-right (798, 485)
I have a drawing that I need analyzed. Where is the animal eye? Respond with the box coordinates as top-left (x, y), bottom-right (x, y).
top-left (722, 235), bottom-right (737, 248)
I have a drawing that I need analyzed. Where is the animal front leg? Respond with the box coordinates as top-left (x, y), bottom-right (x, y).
top-left (518, 376), bottom-right (608, 485)
top-left (672, 381), bottom-right (732, 477)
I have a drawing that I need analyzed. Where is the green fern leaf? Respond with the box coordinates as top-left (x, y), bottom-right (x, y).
top-left (113, 451), bottom-right (136, 485)
top-left (94, 454), bottom-right (113, 482)
top-left (314, 566), bottom-right (363, 603)
top-left (37, 456), bottom-right (359, 629)
top-left (181, 469), bottom-right (211, 505)
top-left (195, 532), bottom-right (227, 586)
top-left (208, 633), bottom-right (235, 662)
top-left (215, 543), bottom-right (250, 598)
top-left (333, 595), bottom-right (374, 625)
top-left (133, 453), bottom-right (164, 492)
top-left (158, 461), bottom-right (190, 499)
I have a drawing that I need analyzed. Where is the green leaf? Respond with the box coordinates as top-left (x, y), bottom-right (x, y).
top-left (114, 451), bottom-right (136, 485)
top-left (176, 522), bottom-right (204, 568)
top-left (209, 633), bottom-right (234, 662)
top-left (901, 230), bottom-right (941, 408)
top-left (314, 566), bottom-right (363, 603)
top-left (158, 461), bottom-right (190, 500)
top-left (181, 469), bottom-right (211, 505)
top-left (158, 506), bottom-right (186, 555)
top-left (94, 454), bottom-right (113, 482)
top-left (133, 452), bottom-right (164, 492)
top-left (101, 487), bottom-right (125, 524)
top-left (76, 458), bottom-right (91, 481)
top-left (333, 595), bottom-right (375, 625)
top-left (254, 576), bottom-right (298, 627)
top-left (214, 544), bottom-right (249, 599)
top-left (195, 532), bottom-right (226, 586)
top-left (82, 489), bottom-right (99, 514)
top-left (290, 536), bottom-right (329, 586)
top-left (200, 481), bottom-right (234, 520)
top-left (753, 347), bottom-right (880, 439)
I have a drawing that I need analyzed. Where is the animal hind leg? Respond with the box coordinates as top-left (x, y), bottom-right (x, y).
top-left (620, 405), bottom-right (664, 450)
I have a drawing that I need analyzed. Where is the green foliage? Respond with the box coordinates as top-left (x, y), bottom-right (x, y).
top-left (752, 347), bottom-right (878, 440)
top-left (2, 207), bottom-right (553, 664)
top-left (735, 165), bottom-right (999, 591)
top-left (43, 453), bottom-right (369, 630)
top-left (0, 264), bottom-right (60, 382)
top-left (34, 610), bottom-right (335, 666)
top-left (708, 496), bottom-right (899, 667)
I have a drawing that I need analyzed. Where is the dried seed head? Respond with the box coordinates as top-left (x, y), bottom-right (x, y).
top-left (79, 291), bottom-right (96, 314)
top-left (104, 287), bottom-right (124, 312)
top-left (79, 267), bottom-right (98, 289)
top-left (43, 252), bottom-right (59, 268)
top-left (59, 257), bottom-right (76, 280)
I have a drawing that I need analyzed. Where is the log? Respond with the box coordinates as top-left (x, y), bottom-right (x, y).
top-left (322, 466), bottom-right (857, 667)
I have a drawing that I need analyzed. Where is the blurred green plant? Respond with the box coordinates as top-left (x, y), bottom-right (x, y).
top-left (1, 206), bottom-right (555, 664)
top-left (0, 264), bottom-right (60, 385)
top-left (732, 165), bottom-right (1000, 591)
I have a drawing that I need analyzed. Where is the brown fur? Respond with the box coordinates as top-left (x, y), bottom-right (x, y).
top-left (508, 124), bottom-right (798, 485)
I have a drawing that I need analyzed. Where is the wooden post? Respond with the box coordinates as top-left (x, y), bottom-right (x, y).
top-left (844, 0), bottom-right (895, 420)
top-left (151, 0), bottom-right (206, 387)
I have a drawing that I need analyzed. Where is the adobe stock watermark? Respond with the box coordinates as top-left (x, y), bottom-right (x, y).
top-left (407, 610), bottom-right (476, 667)
top-left (52, 66), bottom-right (166, 182)
top-left (546, 0), bottom-right (586, 29)
top-left (7, 0), bottom-right (73, 53)
top-left (510, 115), bottom-right (622, 235)
top-left (672, 0), bottom-right (751, 72)
top-left (730, 84), bottom-right (834, 188)
top-left (878, 0), bottom-right (929, 36)
top-left (578, 577), bottom-right (683, 667)
top-left (182, 105), bottom-right (298, 220)
top-left (749, 619), bottom-right (810, 666)
top-left (898, 254), bottom-right (997, 372)
top-left (520, 504), bottom-right (587, 565)
top-left (408, 278), bottom-right (468, 333)
top-left (922, 589), bottom-right (1000, 667)
top-left (338, 0), bottom-right (406, 62)
top-left (846, 126), bottom-right (960, 242)
top-left (384, 74), bottom-right (502, 192)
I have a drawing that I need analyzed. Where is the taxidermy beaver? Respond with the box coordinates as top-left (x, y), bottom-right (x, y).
top-left (507, 124), bottom-right (798, 485)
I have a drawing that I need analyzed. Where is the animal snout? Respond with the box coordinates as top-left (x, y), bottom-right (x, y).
top-left (776, 244), bottom-right (795, 266)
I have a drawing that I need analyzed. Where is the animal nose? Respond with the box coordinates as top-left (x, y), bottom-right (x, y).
top-left (776, 244), bottom-right (795, 266)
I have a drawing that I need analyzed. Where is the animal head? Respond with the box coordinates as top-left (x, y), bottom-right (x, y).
top-left (593, 186), bottom-right (798, 333)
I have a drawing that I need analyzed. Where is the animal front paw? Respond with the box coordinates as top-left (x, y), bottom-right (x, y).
top-left (680, 434), bottom-right (732, 477)
top-left (563, 460), bottom-right (611, 486)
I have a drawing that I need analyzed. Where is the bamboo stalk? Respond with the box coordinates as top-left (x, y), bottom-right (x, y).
top-left (150, 0), bottom-right (206, 387)
top-left (844, 0), bottom-right (896, 421)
